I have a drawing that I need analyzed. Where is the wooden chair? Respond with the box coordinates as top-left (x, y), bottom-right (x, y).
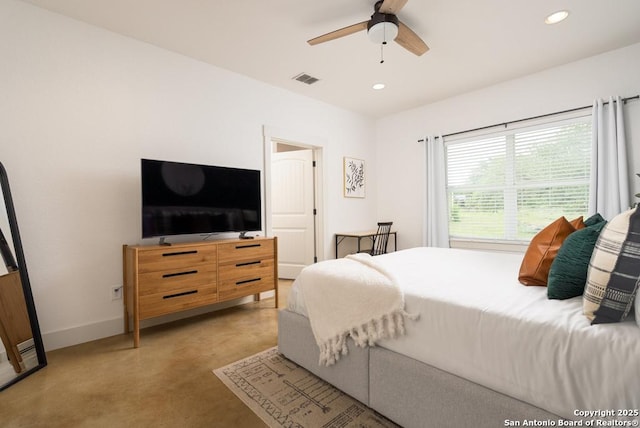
top-left (367, 222), bottom-right (393, 256)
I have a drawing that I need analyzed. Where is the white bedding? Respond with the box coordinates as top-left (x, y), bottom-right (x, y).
top-left (287, 247), bottom-right (640, 421)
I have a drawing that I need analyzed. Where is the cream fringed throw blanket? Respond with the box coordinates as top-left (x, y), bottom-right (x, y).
top-left (299, 253), bottom-right (418, 366)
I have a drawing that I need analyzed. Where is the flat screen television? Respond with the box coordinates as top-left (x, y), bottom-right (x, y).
top-left (141, 158), bottom-right (262, 239)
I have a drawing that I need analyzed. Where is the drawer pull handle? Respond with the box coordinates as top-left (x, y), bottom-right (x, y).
top-left (163, 250), bottom-right (198, 257)
top-left (236, 278), bottom-right (261, 286)
top-left (163, 290), bottom-right (198, 299)
top-left (236, 261), bottom-right (260, 267)
top-left (235, 244), bottom-right (261, 249)
top-left (162, 270), bottom-right (198, 278)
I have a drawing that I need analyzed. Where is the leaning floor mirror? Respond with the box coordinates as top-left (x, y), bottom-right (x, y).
top-left (0, 161), bottom-right (46, 390)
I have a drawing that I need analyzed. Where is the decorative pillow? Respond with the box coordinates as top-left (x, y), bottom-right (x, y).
top-left (547, 218), bottom-right (607, 299)
top-left (584, 207), bottom-right (640, 322)
top-left (592, 207), bottom-right (640, 324)
top-left (583, 213), bottom-right (605, 227)
top-left (518, 217), bottom-right (576, 286)
top-left (636, 291), bottom-right (640, 328)
top-left (570, 216), bottom-right (586, 230)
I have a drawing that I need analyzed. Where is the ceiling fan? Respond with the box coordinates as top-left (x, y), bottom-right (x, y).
top-left (307, 0), bottom-right (429, 56)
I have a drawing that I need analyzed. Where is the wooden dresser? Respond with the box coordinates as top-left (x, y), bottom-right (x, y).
top-left (123, 236), bottom-right (277, 347)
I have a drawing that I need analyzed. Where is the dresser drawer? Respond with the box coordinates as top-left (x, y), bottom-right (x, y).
top-left (218, 276), bottom-right (275, 301)
top-left (217, 240), bottom-right (274, 265)
top-left (218, 259), bottom-right (275, 300)
top-left (139, 285), bottom-right (217, 319)
top-left (137, 265), bottom-right (217, 296)
top-left (136, 246), bottom-right (217, 273)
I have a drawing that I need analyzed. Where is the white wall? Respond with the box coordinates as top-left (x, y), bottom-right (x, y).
top-left (376, 42), bottom-right (640, 250)
top-left (0, 0), bottom-right (377, 350)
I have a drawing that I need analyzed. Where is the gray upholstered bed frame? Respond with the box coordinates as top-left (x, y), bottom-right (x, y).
top-left (278, 309), bottom-right (560, 428)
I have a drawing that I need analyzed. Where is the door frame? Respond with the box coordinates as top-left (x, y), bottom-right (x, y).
top-left (263, 125), bottom-right (325, 266)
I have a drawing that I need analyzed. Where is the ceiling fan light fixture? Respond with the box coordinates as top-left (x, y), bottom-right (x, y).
top-left (367, 11), bottom-right (400, 44)
top-left (368, 21), bottom-right (399, 44)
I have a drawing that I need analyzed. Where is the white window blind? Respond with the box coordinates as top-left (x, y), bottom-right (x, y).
top-left (446, 115), bottom-right (592, 242)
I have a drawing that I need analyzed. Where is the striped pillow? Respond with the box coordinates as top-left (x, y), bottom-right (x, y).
top-left (583, 207), bottom-right (640, 323)
top-left (636, 291), bottom-right (640, 328)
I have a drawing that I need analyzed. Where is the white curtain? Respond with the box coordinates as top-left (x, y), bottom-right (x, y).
top-left (589, 96), bottom-right (630, 220)
top-left (423, 135), bottom-right (450, 247)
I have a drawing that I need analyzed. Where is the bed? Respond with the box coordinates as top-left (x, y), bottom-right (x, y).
top-left (277, 247), bottom-right (640, 428)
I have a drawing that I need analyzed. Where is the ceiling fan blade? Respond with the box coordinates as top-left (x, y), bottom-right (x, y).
top-left (307, 21), bottom-right (368, 46)
top-left (379, 0), bottom-right (408, 15)
top-left (395, 21), bottom-right (429, 56)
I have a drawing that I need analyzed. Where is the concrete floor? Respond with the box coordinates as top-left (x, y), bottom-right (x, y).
top-left (0, 281), bottom-right (292, 428)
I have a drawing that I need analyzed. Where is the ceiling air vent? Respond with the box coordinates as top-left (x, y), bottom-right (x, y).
top-left (292, 73), bottom-right (320, 85)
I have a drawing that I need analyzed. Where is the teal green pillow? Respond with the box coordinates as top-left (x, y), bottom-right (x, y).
top-left (583, 213), bottom-right (605, 227)
top-left (547, 219), bottom-right (607, 299)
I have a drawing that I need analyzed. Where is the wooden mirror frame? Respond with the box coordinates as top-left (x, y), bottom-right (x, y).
top-left (0, 161), bottom-right (46, 390)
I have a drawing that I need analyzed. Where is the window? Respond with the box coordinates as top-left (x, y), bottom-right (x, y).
top-left (446, 115), bottom-right (592, 243)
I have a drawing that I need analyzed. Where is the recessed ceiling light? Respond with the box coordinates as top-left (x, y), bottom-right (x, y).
top-left (545, 10), bottom-right (569, 25)
top-left (372, 83), bottom-right (385, 90)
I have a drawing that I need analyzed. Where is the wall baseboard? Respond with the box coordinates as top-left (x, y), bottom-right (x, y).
top-left (42, 291), bottom-right (275, 351)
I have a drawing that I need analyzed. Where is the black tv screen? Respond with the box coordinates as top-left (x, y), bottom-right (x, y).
top-left (141, 159), bottom-right (262, 238)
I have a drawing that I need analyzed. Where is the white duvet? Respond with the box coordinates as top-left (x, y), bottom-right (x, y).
top-left (287, 247), bottom-right (640, 421)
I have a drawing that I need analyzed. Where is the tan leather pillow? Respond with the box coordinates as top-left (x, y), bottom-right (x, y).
top-left (570, 216), bottom-right (585, 230)
top-left (518, 217), bottom-right (576, 286)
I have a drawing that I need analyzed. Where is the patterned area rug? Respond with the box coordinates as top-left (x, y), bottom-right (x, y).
top-left (213, 347), bottom-right (399, 428)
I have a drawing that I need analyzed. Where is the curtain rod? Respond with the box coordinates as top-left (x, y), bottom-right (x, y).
top-left (417, 94), bottom-right (639, 143)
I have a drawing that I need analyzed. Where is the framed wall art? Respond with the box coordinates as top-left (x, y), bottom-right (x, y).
top-left (343, 157), bottom-right (365, 198)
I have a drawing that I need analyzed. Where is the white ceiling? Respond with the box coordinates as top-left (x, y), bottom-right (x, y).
top-left (20, 0), bottom-right (640, 118)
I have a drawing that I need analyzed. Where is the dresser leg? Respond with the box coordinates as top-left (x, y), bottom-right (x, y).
top-left (133, 313), bottom-right (140, 348)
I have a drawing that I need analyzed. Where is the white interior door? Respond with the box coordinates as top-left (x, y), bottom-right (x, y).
top-left (272, 149), bottom-right (315, 279)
